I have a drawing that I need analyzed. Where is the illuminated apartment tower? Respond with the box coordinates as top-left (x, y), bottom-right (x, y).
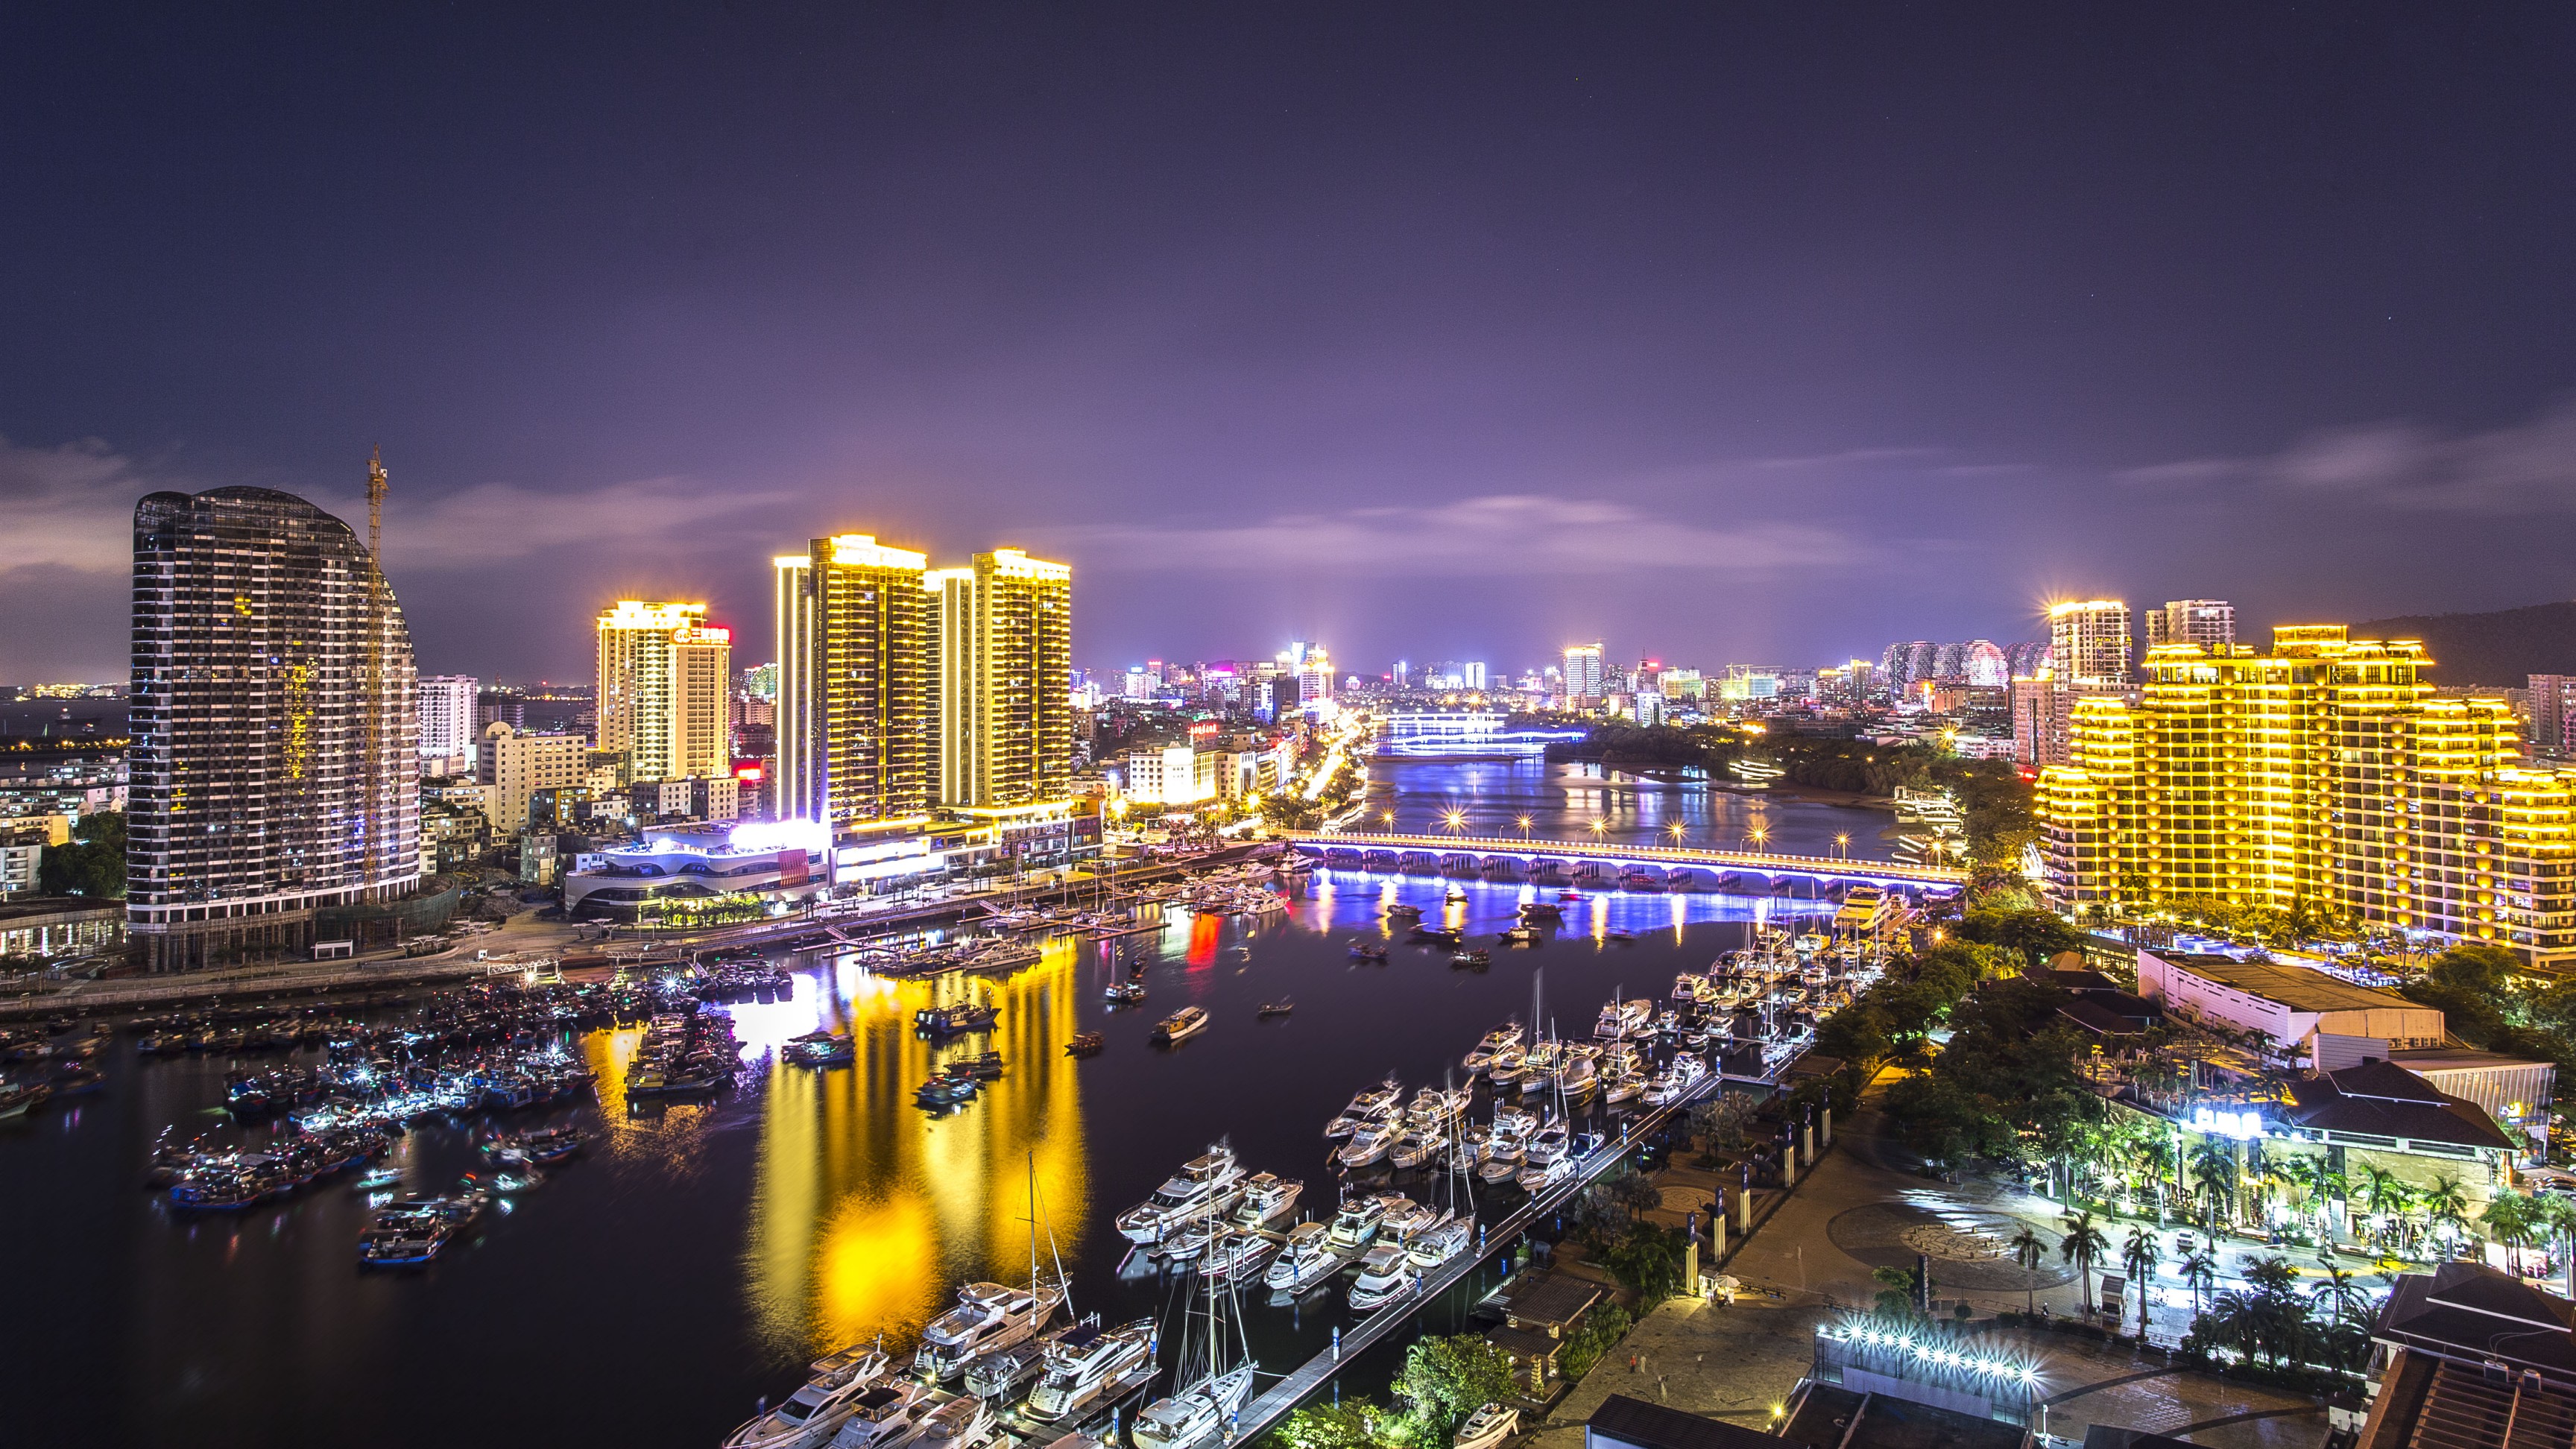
top-left (774, 536), bottom-right (933, 828)
top-left (2037, 625), bottom-right (2561, 959)
top-left (929, 549), bottom-right (1074, 809)
top-left (1563, 642), bottom-right (1606, 701)
top-left (128, 487), bottom-right (420, 967)
top-left (595, 601), bottom-right (732, 783)
top-left (2048, 601), bottom-right (2133, 685)
top-left (2145, 599), bottom-right (2235, 651)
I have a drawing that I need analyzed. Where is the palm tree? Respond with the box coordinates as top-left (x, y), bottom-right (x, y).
top-left (2009, 1225), bottom-right (2047, 1316)
top-left (2122, 1227), bottom-right (2162, 1341)
top-left (2481, 1192), bottom-right (2546, 1278)
top-left (2542, 1195), bottom-right (2576, 1300)
top-left (2275, 1154), bottom-right (2329, 1238)
top-left (2060, 1211), bottom-right (2111, 1316)
top-left (2178, 1246), bottom-right (2218, 1318)
top-left (2422, 1174), bottom-right (2472, 1254)
top-left (2308, 1265), bottom-right (2369, 1333)
top-left (2358, 1164), bottom-right (2411, 1253)
top-left (2189, 1139), bottom-right (2238, 1227)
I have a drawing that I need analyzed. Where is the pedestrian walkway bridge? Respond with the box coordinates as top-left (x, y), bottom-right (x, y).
top-left (1282, 831), bottom-right (1966, 896)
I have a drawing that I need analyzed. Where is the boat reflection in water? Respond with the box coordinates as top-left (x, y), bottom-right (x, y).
top-left (742, 935), bottom-right (1089, 1359)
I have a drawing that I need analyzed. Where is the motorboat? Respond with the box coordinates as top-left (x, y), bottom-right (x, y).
top-left (1450, 949), bottom-right (1491, 967)
top-left (1131, 1342), bottom-right (1254, 1449)
top-left (1554, 1052), bottom-right (1597, 1094)
top-left (1670, 973), bottom-right (1709, 1003)
top-left (1325, 1079), bottom-right (1403, 1137)
top-left (1386, 903), bottom-right (1423, 918)
top-left (1386, 1131), bottom-right (1436, 1172)
top-left (1348, 1241), bottom-right (1414, 1310)
top-left (722, 1348), bottom-right (891, 1449)
top-left (1115, 1143), bottom-right (1248, 1244)
top-left (914, 1278), bottom-right (1065, 1382)
top-left (1523, 1120), bottom-right (1571, 1167)
top-left (1407, 1212), bottom-right (1473, 1271)
top-left (1151, 1006), bottom-right (1209, 1045)
top-left (1324, 1193), bottom-right (1388, 1252)
top-left (1455, 1403), bottom-right (1520, 1449)
top-left (912, 1393), bottom-right (994, 1449)
top-left (1480, 1047), bottom-right (1524, 1082)
top-left (823, 1383), bottom-right (931, 1449)
top-left (1643, 1055), bottom-right (1708, 1105)
top-left (1348, 941), bottom-right (1390, 962)
top-left (1064, 1032), bottom-right (1105, 1057)
top-left (1105, 982), bottom-right (1148, 1005)
top-left (1020, 1318), bottom-right (1157, 1424)
top-left (1162, 1216), bottom-right (1225, 1261)
top-left (1474, 1131), bottom-right (1527, 1184)
top-left (1408, 1085), bottom-right (1471, 1128)
top-left (1491, 1104), bottom-right (1538, 1137)
top-left (1229, 1173), bottom-right (1302, 1229)
top-left (1516, 1155), bottom-right (1573, 1193)
top-left (1376, 1195), bottom-right (1436, 1240)
top-left (1336, 1118), bottom-right (1404, 1169)
top-left (1461, 1024), bottom-right (1523, 1073)
top-left (915, 1003), bottom-right (1000, 1038)
top-left (1518, 900), bottom-right (1563, 919)
top-left (1594, 999), bottom-right (1652, 1038)
top-left (1200, 1228), bottom-right (1281, 1282)
top-left (1263, 1221), bottom-right (1340, 1292)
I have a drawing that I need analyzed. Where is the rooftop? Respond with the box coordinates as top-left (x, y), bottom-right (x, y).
top-left (2283, 1061), bottom-right (2516, 1152)
top-left (2145, 950), bottom-right (2421, 1014)
top-left (1776, 1384), bottom-right (2024, 1449)
top-left (1587, 1395), bottom-right (1782, 1449)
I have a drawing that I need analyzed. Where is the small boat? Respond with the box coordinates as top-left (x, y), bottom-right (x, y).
top-left (1450, 949), bottom-right (1491, 967)
top-left (915, 1003), bottom-right (1000, 1037)
top-left (1410, 926), bottom-right (1461, 945)
top-left (1105, 981), bottom-right (1149, 1005)
top-left (1348, 941), bottom-right (1389, 962)
top-left (1151, 1006), bottom-right (1210, 1045)
top-left (1064, 1032), bottom-right (1105, 1057)
top-left (1444, 888), bottom-right (1468, 903)
top-left (1257, 1000), bottom-right (1295, 1018)
top-left (1455, 1403), bottom-right (1520, 1449)
top-left (1385, 903), bottom-right (1423, 918)
top-left (1519, 900), bottom-right (1564, 920)
top-left (1604, 929), bottom-right (1635, 943)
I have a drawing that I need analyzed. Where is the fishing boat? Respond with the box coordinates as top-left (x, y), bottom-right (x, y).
top-left (1105, 981), bottom-right (1149, 1005)
top-left (1114, 1143), bottom-right (1248, 1245)
top-left (1019, 1317), bottom-right (1158, 1425)
top-left (1455, 1403), bottom-right (1520, 1449)
top-left (1450, 948), bottom-right (1491, 967)
top-left (1151, 1006), bottom-right (1209, 1045)
top-left (1257, 1000), bottom-right (1294, 1018)
top-left (783, 1032), bottom-right (857, 1068)
top-left (915, 1003), bottom-right (1000, 1038)
top-left (0, 1080), bottom-right (51, 1120)
top-left (1064, 1032), bottom-right (1105, 1057)
top-left (720, 1346), bottom-right (891, 1449)
top-left (1262, 1221), bottom-right (1339, 1293)
top-left (1385, 903), bottom-right (1423, 918)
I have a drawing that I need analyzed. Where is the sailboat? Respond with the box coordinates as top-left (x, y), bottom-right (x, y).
top-left (1131, 1197), bottom-right (1258, 1449)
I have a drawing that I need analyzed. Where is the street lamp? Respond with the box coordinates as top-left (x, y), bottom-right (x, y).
top-left (1589, 818), bottom-right (1608, 839)
top-left (1515, 815), bottom-right (1533, 841)
top-left (1442, 809), bottom-right (1467, 834)
top-left (1835, 833), bottom-right (1850, 861)
top-left (1667, 821), bottom-right (1688, 846)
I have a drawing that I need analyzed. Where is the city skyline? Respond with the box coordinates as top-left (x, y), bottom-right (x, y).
top-left (8, 8), bottom-right (2576, 681)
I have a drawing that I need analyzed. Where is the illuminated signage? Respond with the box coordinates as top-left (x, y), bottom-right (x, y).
top-left (2191, 1106), bottom-right (2264, 1140)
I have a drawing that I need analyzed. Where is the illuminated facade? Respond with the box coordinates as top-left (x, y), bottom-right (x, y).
top-left (596, 600), bottom-right (732, 783)
top-left (774, 536), bottom-right (935, 830)
top-left (1562, 641), bottom-right (1605, 701)
top-left (2048, 599), bottom-right (2133, 686)
top-left (481, 722), bottom-right (586, 833)
top-left (420, 674), bottom-right (479, 768)
top-left (2039, 626), bottom-right (2572, 963)
top-left (929, 549), bottom-right (1073, 809)
top-left (128, 487), bottom-right (421, 968)
top-left (2146, 599), bottom-right (2235, 651)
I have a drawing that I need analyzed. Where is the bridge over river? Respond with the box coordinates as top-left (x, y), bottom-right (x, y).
top-left (1282, 831), bottom-right (1967, 897)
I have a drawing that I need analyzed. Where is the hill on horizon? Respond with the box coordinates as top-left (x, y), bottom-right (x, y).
top-left (2349, 600), bottom-right (2576, 687)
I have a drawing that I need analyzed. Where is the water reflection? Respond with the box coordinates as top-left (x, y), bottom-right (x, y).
top-left (745, 936), bottom-right (1088, 1357)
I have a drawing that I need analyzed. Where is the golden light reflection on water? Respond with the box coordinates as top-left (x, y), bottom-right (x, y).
top-left (744, 935), bottom-right (1090, 1357)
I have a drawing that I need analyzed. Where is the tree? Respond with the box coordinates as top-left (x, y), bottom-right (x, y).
top-left (2008, 1226), bottom-right (2047, 1316)
top-left (2059, 1212), bottom-right (2110, 1315)
top-left (1872, 1264), bottom-right (1920, 1319)
top-left (1599, 1222), bottom-right (1693, 1308)
top-left (36, 810), bottom-right (124, 899)
top-left (2122, 1227), bottom-right (2161, 1340)
top-left (2422, 1174), bottom-right (2472, 1252)
top-left (2481, 1192), bottom-right (2548, 1278)
top-left (1275, 1404), bottom-right (1379, 1449)
top-left (1555, 1303), bottom-right (1632, 1381)
top-left (2308, 1266), bottom-right (2369, 1334)
top-left (1390, 1335), bottom-right (1520, 1445)
top-left (2188, 1140), bottom-right (2238, 1227)
top-left (2177, 1247), bottom-right (2217, 1318)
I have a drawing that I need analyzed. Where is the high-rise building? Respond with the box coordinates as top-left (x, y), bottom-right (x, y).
top-left (595, 601), bottom-right (731, 783)
top-left (2528, 675), bottom-right (2575, 757)
top-left (1562, 642), bottom-right (1605, 701)
top-left (2048, 601), bottom-right (2133, 686)
top-left (2146, 599), bottom-right (2236, 651)
top-left (774, 535), bottom-right (934, 829)
top-left (928, 549), bottom-right (1074, 809)
top-left (2039, 626), bottom-right (2571, 964)
top-left (420, 675), bottom-right (479, 768)
top-left (128, 486), bottom-right (420, 968)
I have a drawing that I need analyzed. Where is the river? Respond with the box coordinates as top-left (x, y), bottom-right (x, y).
top-left (0, 760), bottom-right (1891, 1448)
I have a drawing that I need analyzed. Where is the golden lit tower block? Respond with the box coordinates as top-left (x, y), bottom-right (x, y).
top-left (595, 601), bottom-right (731, 783)
top-left (929, 549), bottom-right (1074, 809)
top-left (774, 536), bottom-right (934, 829)
top-left (2038, 625), bottom-right (2546, 955)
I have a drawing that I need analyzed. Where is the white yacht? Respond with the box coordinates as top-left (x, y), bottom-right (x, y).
top-left (1515, 1155), bottom-right (1573, 1193)
top-left (1336, 1118), bottom-right (1404, 1169)
top-left (1115, 1144), bottom-right (1248, 1245)
top-left (1406, 1212), bottom-right (1473, 1271)
top-left (1161, 1216), bottom-right (1224, 1261)
top-left (1263, 1221), bottom-right (1339, 1292)
top-left (1491, 1105), bottom-right (1538, 1137)
top-left (915, 1279), bottom-right (1064, 1382)
top-left (1461, 1024), bottom-right (1522, 1074)
top-left (1324, 1079), bottom-right (1404, 1137)
top-left (1594, 998), bottom-right (1652, 1038)
top-left (1386, 1130), bottom-right (1436, 1172)
top-left (722, 1347), bottom-right (891, 1449)
top-left (1020, 1317), bottom-right (1158, 1424)
top-left (1133, 1237), bottom-right (1258, 1449)
top-left (1474, 1131), bottom-right (1527, 1184)
top-left (1347, 1241), bottom-right (1413, 1310)
top-left (1324, 1193), bottom-right (1388, 1252)
top-left (912, 1395), bottom-right (994, 1449)
top-left (1644, 1055), bottom-right (1708, 1105)
top-left (1554, 1051), bottom-right (1597, 1094)
top-left (1200, 1227), bottom-right (1282, 1283)
top-left (1407, 1085), bottom-right (1472, 1128)
top-left (1228, 1174), bottom-right (1302, 1230)
top-left (824, 1383), bottom-right (932, 1449)
top-left (1600, 1062), bottom-right (1646, 1105)
top-left (1151, 1006), bottom-right (1210, 1045)
top-left (1376, 1194), bottom-right (1436, 1241)
top-left (1669, 973), bottom-right (1709, 1003)
top-left (1480, 1047), bottom-right (1525, 1083)
top-left (1523, 1120), bottom-right (1570, 1167)
top-left (1454, 1403), bottom-right (1520, 1449)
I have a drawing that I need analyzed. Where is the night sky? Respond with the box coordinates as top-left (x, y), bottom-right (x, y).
top-left (5, 4), bottom-right (2575, 683)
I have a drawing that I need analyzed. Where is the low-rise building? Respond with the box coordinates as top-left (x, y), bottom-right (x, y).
top-left (2135, 949), bottom-right (2444, 1060)
top-left (563, 822), bottom-right (827, 921)
top-left (2359, 1263), bottom-right (2576, 1445)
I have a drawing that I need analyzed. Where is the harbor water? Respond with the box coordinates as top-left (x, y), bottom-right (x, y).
top-left (0, 761), bottom-right (1892, 1448)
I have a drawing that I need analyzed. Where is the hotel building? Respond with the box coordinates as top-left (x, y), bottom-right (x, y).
top-left (2039, 625), bottom-right (2575, 966)
top-left (774, 535), bottom-right (936, 830)
top-left (127, 487), bottom-right (423, 968)
top-left (2048, 599), bottom-right (2133, 685)
top-left (595, 600), bottom-right (731, 784)
top-left (929, 549), bottom-right (1074, 810)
